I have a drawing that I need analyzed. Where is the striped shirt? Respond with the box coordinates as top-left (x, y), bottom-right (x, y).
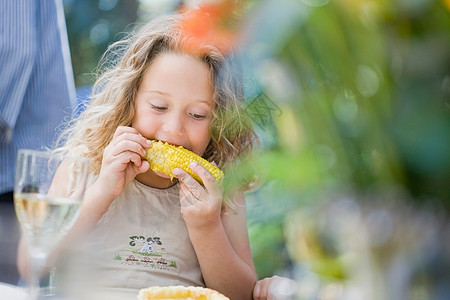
top-left (0, 0), bottom-right (75, 194)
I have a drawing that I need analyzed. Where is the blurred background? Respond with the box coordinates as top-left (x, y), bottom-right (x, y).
top-left (63, 0), bottom-right (449, 299)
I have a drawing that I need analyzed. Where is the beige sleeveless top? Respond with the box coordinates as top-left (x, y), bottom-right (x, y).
top-left (58, 179), bottom-right (204, 300)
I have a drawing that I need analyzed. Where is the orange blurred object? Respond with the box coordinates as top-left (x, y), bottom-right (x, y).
top-left (179, 0), bottom-right (244, 54)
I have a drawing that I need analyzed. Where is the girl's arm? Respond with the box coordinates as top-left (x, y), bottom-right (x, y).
top-left (175, 164), bottom-right (257, 300)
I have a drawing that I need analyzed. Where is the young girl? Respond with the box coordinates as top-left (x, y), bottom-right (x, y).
top-left (17, 12), bottom-right (258, 300)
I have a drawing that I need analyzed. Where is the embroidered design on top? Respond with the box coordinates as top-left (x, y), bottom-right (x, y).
top-left (113, 235), bottom-right (178, 270)
top-left (130, 236), bottom-right (162, 254)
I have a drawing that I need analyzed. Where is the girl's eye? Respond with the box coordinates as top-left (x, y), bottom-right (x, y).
top-left (151, 104), bottom-right (168, 112)
top-left (190, 113), bottom-right (207, 120)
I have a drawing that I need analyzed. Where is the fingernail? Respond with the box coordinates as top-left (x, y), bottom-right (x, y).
top-left (189, 161), bottom-right (198, 168)
top-left (173, 168), bottom-right (183, 178)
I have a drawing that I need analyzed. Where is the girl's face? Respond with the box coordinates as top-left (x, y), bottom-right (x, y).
top-left (132, 52), bottom-right (214, 157)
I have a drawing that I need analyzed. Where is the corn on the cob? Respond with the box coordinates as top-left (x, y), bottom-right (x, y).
top-left (144, 140), bottom-right (224, 185)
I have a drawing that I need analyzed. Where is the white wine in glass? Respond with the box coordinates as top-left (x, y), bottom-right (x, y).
top-left (14, 149), bottom-right (89, 300)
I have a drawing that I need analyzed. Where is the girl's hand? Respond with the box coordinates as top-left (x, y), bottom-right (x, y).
top-left (173, 162), bottom-right (222, 230)
top-left (96, 126), bottom-right (150, 199)
top-left (253, 276), bottom-right (296, 300)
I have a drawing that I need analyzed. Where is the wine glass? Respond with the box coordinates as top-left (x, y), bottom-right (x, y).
top-left (14, 149), bottom-right (89, 299)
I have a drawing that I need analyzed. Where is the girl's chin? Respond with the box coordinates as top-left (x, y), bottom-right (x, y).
top-left (148, 169), bottom-right (177, 183)
top-left (153, 170), bottom-right (171, 179)
top-left (136, 169), bottom-right (177, 189)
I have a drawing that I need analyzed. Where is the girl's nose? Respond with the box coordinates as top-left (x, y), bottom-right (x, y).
top-left (161, 112), bottom-right (184, 136)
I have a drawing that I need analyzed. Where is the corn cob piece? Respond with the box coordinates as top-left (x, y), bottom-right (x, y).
top-left (138, 285), bottom-right (229, 300)
top-left (144, 140), bottom-right (224, 185)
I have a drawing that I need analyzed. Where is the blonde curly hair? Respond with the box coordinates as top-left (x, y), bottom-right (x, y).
top-left (55, 13), bottom-right (258, 191)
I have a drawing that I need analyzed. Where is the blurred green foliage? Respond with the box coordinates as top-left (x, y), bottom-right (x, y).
top-left (247, 0), bottom-right (449, 203)
top-left (242, 0), bottom-right (450, 279)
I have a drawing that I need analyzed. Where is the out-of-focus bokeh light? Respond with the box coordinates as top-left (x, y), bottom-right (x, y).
top-left (98, 0), bottom-right (118, 11)
top-left (89, 19), bottom-right (110, 45)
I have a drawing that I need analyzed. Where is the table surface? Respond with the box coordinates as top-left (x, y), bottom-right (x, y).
top-left (0, 282), bottom-right (28, 300)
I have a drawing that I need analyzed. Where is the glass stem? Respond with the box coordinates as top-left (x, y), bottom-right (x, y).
top-left (28, 250), bottom-right (47, 300)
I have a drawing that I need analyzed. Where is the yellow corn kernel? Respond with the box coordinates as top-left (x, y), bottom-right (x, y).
top-left (144, 140), bottom-right (224, 185)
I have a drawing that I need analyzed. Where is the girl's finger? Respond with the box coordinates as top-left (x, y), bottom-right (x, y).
top-left (253, 281), bottom-right (262, 300)
top-left (111, 131), bottom-right (151, 150)
top-left (110, 139), bottom-right (147, 158)
top-left (114, 151), bottom-right (143, 167)
top-left (173, 168), bottom-right (200, 188)
top-left (136, 159), bottom-right (150, 174)
top-left (174, 168), bottom-right (206, 203)
top-left (112, 126), bottom-right (140, 138)
top-left (188, 162), bottom-right (221, 199)
top-left (179, 186), bottom-right (196, 208)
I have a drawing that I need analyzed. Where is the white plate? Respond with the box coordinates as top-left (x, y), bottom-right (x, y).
top-left (0, 282), bottom-right (28, 300)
